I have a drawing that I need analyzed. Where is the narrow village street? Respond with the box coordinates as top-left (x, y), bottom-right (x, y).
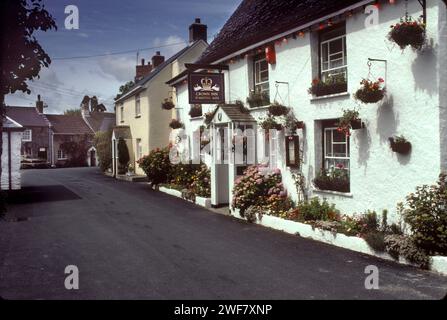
top-left (0, 168), bottom-right (446, 300)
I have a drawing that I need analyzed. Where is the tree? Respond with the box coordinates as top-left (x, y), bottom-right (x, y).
top-left (64, 108), bottom-right (82, 116)
top-left (115, 81), bottom-right (135, 101)
top-left (0, 0), bottom-right (56, 211)
top-left (117, 138), bottom-right (130, 174)
top-left (93, 130), bottom-right (113, 172)
top-left (60, 135), bottom-right (90, 167)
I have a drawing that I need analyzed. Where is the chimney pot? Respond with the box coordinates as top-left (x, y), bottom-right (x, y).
top-left (36, 95), bottom-right (44, 113)
top-left (141, 58), bottom-right (145, 65)
top-left (195, 18), bottom-right (201, 23)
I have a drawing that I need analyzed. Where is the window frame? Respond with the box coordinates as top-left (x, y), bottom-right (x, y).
top-left (136, 138), bottom-right (143, 160)
top-left (253, 54), bottom-right (270, 100)
top-left (57, 149), bottom-right (67, 160)
top-left (319, 24), bottom-right (347, 83)
top-left (322, 126), bottom-right (350, 174)
top-left (22, 129), bottom-right (32, 142)
top-left (135, 94), bottom-right (141, 118)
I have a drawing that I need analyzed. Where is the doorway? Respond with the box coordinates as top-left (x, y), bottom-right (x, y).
top-left (90, 149), bottom-right (96, 167)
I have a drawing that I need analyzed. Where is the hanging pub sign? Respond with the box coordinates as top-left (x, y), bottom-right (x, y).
top-left (188, 72), bottom-right (225, 104)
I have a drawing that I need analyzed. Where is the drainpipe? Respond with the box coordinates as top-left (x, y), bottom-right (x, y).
top-left (8, 130), bottom-right (12, 190)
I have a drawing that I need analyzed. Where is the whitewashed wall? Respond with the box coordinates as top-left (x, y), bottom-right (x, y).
top-left (1, 131), bottom-right (23, 190)
top-left (175, 0), bottom-right (446, 219)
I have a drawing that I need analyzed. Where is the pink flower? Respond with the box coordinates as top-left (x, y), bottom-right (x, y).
top-left (273, 168), bottom-right (281, 175)
top-left (256, 179), bottom-right (263, 185)
top-left (336, 163), bottom-right (344, 169)
top-left (378, 78), bottom-right (385, 83)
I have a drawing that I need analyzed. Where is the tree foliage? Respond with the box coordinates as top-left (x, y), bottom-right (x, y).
top-left (93, 130), bottom-right (113, 172)
top-left (115, 81), bottom-right (135, 101)
top-left (60, 135), bottom-right (90, 167)
top-left (64, 108), bottom-right (82, 116)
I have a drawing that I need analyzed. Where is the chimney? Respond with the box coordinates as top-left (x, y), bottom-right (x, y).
top-left (135, 58), bottom-right (153, 81)
top-left (151, 51), bottom-right (165, 69)
top-left (189, 18), bottom-right (207, 43)
top-left (36, 95), bottom-right (44, 114)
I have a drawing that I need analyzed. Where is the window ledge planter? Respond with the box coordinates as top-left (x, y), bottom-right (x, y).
top-left (229, 209), bottom-right (447, 275)
top-left (308, 80), bottom-right (348, 98)
top-left (310, 92), bottom-right (350, 102)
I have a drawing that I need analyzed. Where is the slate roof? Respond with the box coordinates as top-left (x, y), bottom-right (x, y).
top-left (45, 114), bottom-right (93, 135)
top-left (5, 106), bottom-right (49, 127)
top-left (85, 112), bottom-right (116, 132)
top-left (219, 104), bottom-right (255, 122)
top-left (198, 0), bottom-right (364, 64)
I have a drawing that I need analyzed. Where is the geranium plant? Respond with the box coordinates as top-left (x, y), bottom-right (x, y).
top-left (388, 14), bottom-right (426, 50)
top-left (337, 109), bottom-right (362, 136)
top-left (354, 78), bottom-right (386, 104)
top-left (308, 74), bottom-right (347, 97)
top-left (161, 98), bottom-right (175, 110)
top-left (389, 135), bottom-right (412, 154)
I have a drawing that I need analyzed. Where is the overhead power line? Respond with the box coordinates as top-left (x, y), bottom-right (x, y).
top-left (52, 41), bottom-right (186, 60)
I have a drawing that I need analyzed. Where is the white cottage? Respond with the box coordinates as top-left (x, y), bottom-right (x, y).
top-left (1, 116), bottom-right (25, 190)
top-left (168, 0), bottom-right (447, 219)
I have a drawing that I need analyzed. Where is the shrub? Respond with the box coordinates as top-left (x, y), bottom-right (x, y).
top-left (364, 232), bottom-right (387, 252)
top-left (384, 235), bottom-right (430, 269)
top-left (288, 197), bottom-right (340, 222)
top-left (399, 173), bottom-right (447, 255)
top-left (93, 130), bottom-right (112, 172)
top-left (169, 163), bottom-right (200, 187)
top-left (232, 165), bottom-right (288, 216)
top-left (60, 135), bottom-right (90, 167)
top-left (190, 165), bottom-right (211, 197)
top-left (138, 147), bottom-right (172, 185)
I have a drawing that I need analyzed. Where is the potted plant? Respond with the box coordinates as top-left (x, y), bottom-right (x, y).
top-left (389, 135), bottom-right (412, 154)
top-left (308, 74), bottom-right (347, 97)
top-left (169, 119), bottom-right (184, 129)
top-left (162, 98), bottom-right (175, 110)
top-left (268, 102), bottom-right (289, 116)
top-left (259, 115), bottom-right (283, 131)
top-left (189, 104), bottom-right (202, 118)
top-left (354, 78), bottom-right (386, 104)
top-left (337, 109), bottom-right (363, 136)
top-left (127, 164), bottom-right (135, 176)
top-left (247, 91), bottom-right (270, 108)
top-left (388, 14), bottom-right (426, 50)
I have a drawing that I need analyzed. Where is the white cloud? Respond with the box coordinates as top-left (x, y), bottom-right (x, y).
top-left (151, 35), bottom-right (187, 59)
top-left (97, 55), bottom-right (135, 82)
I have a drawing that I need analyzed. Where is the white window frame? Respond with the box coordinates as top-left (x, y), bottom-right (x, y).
top-left (22, 129), bottom-right (32, 142)
top-left (120, 105), bottom-right (124, 123)
top-left (57, 149), bottom-right (67, 160)
top-left (323, 127), bottom-right (350, 173)
top-left (135, 94), bottom-right (141, 117)
top-left (253, 55), bottom-right (270, 98)
top-left (320, 32), bottom-right (347, 82)
top-left (136, 138), bottom-right (143, 160)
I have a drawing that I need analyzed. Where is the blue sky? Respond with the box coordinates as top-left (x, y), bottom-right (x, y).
top-left (6, 0), bottom-right (241, 113)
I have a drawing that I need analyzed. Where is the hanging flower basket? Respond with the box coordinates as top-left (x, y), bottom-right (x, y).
top-left (388, 15), bottom-right (426, 50)
top-left (354, 78), bottom-right (386, 104)
top-left (389, 136), bottom-right (412, 154)
top-left (260, 115), bottom-right (283, 131)
top-left (337, 109), bottom-right (363, 136)
top-left (162, 99), bottom-right (175, 110)
top-left (169, 119), bottom-right (184, 129)
top-left (268, 102), bottom-right (289, 116)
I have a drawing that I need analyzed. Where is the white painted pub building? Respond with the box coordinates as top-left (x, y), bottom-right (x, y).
top-left (168, 0), bottom-right (447, 220)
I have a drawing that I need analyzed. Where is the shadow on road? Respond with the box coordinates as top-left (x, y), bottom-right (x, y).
top-left (6, 186), bottom-right (81, 204)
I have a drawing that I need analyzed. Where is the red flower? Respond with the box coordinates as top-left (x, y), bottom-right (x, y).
top-left (378, 77), bottom-right (385, 83)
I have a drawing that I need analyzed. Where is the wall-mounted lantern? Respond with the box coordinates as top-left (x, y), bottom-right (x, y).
top-left (285, 135), bottom-right (299, 168)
